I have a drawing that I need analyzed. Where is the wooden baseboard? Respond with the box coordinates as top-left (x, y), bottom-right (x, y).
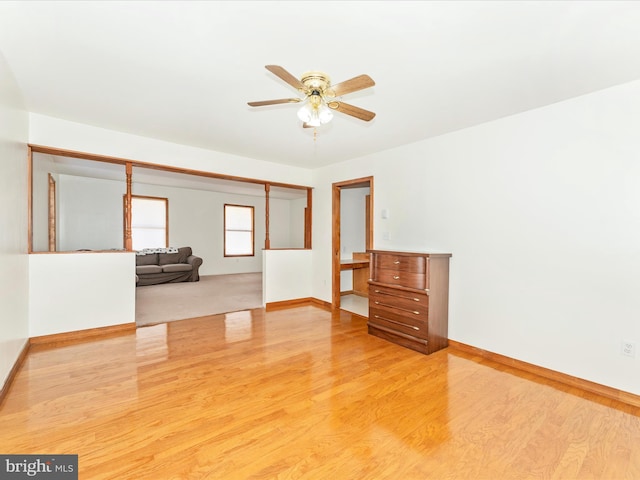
top-left (310, 297), bottom-right (332, 310)
top-left (30, 322), bottom-right (136, 348)
top-left (448, 340), bottom-right (640, 408)
top-left (266, 297), bottom-right (332, 311)
top-left (340, 290), bottom-right (368, 298)
top-left (0, 340), bottom-right (30, 406)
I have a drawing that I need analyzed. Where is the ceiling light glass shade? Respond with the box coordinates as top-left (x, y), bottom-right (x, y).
top-left (297, 101), bottom-right (333, 126)
top-left (297, 104), bottom-right (313, 123)
top-left (317, 103), bottom-right (333, 124)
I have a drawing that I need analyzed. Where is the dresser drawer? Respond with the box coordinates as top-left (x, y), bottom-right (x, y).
top-left (369, 286), bottom-right (429, 317)
top-left (367, 324), bottom-right (429, 354)
top-left (375, 254), bottom-right (426, 273)
top-left (369, 307), bottom-right (427, 338)
top-left (374, 269), bottom-right (427, 290)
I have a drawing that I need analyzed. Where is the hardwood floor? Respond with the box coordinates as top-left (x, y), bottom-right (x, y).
top-left (2, 306), bottom-right (639, 479)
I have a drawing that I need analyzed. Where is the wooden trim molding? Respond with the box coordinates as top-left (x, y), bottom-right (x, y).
top-left (0, 341), bottom-right (30, 406)
top-left (331, 176), bottom-right (374, 309)
top-left (48, 173), bottom-right (56, 251)
top-left (29, 323), bottom-right (136, 348)
top-left (448, 340), bottom-right (640, 408)
top-left (266, 297), bottom-right (332, 311)
top-left (27, 147), bottom-right (33, 253)
top-left (304, 188), bottom-right (312, 249)
top-left (29, 144), bottom-right (311, 191)
top-left (264, 184), bottom-right (270, 250)
top-left (124, 163), bottom-right (133, 251)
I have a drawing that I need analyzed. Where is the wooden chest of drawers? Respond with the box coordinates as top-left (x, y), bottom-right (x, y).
top-left (368, 250), bottom-right (451, 355)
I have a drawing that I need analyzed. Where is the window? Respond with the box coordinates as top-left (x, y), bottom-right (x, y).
top-left (224, 204), bottom-right (254, 256)
top-left (130, 195), bottom-right (168, 250)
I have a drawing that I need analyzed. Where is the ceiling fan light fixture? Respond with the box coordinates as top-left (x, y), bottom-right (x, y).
top-left (249, 65), bottom-right (375, 127)
top-left (297, 99), bottom-right (333, 126)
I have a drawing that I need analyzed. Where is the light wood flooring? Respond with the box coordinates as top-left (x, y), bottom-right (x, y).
top-left (2, 306), bottom-right (640, 479)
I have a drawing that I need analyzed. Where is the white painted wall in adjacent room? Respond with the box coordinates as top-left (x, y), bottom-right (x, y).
top-left (58, 174), bottom-right (126, 251)
top-left (340, 186), bottom-right (370, 291)
top-left (288, 197), bottom-right (307, 249)
top-left (29, 253), bottom-right (136, 337)
top-left (0, 52), bottom-right (29, 389)
top-left (31, 154), bottom-right (57, 252)
top-left (340, 186), bottom-right (369, 257)
top-left (313, 79), bottom-right (640, 395)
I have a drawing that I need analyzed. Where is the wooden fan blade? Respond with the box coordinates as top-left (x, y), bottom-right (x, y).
top-left (329, 74), bottom-right (375, 97)
top-left (265, 65), bottom-right (305, 91)
top-left (302, 123), bottom-right (314, 129)
top-left (328, 101), bottom-right (376, 121)
top-left (247, 98), bottom-right (301, 107)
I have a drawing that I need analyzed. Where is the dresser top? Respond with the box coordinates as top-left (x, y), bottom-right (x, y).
top-left (367, 249), bottom-right (452, 258)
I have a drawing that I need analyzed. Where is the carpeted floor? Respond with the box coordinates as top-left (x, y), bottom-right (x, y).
top-left (135, 273), bottom-right (263, 326)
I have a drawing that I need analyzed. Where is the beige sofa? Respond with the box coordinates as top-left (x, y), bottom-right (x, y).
top-left (135, 247), bottom-right (203, 286)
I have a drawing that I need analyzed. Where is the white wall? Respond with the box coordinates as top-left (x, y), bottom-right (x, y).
top-left (313, 79), bottom-right (640, 395)
top-left (29, 113), bottom-right (313, 187)
top-left (289, 197), bottom-right (307, 248)
top-left (267, 199), bottom-right (290, 249)
top-left (29, 253), bottom-right (136, 337)
top-left (58, 174), bottom-right (126, 251)
top-left (263, 249), bottom-right (313, 304)
top-left (0, 52), bottom-right (29, 389)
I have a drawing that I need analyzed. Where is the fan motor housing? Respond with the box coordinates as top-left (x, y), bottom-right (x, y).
top-left (301, 71), bottom-right (331, 93)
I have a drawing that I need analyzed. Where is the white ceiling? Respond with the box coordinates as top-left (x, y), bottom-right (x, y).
top-left (3, 1), bottom-right (640, 169)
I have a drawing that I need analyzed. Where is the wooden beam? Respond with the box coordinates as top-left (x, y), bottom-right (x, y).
top-left (48, 174), bottom-right (56, 252)
top-left (305, 188), bottom-right (312, 249)
top-left (264, 183), bottom-right (270, 250)
top-left (124, 163), bottom-right (133, 251)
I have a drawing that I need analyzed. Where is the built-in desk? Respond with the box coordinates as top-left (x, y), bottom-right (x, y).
top-left (340, 252), bottom-right (370, 297)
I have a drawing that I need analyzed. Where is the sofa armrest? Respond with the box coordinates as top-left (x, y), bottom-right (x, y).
top-left (186, 255), bottom-right (203, 281)
top-left (187, 255), bottom-right (202, 268)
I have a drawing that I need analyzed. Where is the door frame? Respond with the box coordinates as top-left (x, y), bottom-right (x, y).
top-left (332, 176), bottom-right (374, 309)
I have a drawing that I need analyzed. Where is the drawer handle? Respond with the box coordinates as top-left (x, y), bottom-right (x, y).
top-left (374, 301), bottom-right (420, 315)
top-left (393, 260), bottom-right (400, 264)
top-left (373, 289), bottom-right (421, 302)
top-left (374, 314), bottom-right (419, 331)
top-left (393, 275), bottom-right (400, 280)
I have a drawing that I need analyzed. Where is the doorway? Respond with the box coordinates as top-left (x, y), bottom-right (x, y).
top-left (332, 176), bottom-right (373, 312)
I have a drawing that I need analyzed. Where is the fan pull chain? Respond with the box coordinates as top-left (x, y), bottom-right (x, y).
top-left (313, 128), bottom-right (317, 142)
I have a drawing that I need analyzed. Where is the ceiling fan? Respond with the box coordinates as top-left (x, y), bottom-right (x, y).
top-left (247, 65), bottom-right (376, 128)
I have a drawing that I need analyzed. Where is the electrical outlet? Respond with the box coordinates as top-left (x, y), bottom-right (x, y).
top-left (621, 341), bottom-right (636, 358)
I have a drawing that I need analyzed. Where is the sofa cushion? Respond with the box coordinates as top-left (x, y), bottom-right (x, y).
top-left (136, 253), bottom-right (159, 266)
top-left (136, 265), bottom-right (163, 274)
top-left (158, 247), bottom-right (191, 265)
top-left (162, 263), bottom-right (193, 273)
